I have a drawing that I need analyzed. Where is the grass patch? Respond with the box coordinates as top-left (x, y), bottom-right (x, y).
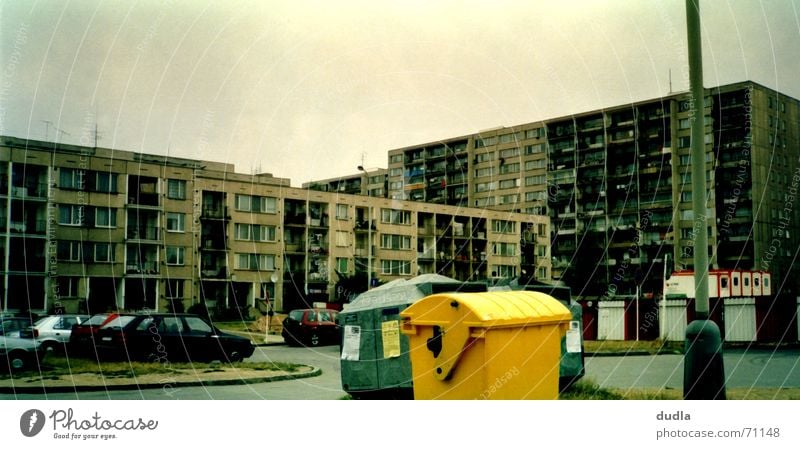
top-left (0, 353), bottom-right (302, 380)
top-left (584, 339), bottom-right (683, 355)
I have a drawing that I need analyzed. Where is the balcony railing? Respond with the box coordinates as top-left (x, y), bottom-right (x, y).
top-left (126, 262), bottom-right (160, 275)
top-left (201, 206), bottom-right (229, 219)
top-left (200, 266), bottom-right (227, 279)
top-left (127, 226), bottom-right (160, 240)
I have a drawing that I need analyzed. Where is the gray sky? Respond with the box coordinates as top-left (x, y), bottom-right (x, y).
top-left (1, 0), bottom-right (799, 186)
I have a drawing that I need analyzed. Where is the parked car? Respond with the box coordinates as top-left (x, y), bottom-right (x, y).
top-left (0, 316), bottom-right (34, 337)
top-left (282, 309), bottom-right (339, 347)
top-left (18, 314), bottom-right (90, 353)
top-left (68, 313), bottom-right (120, 357)
top-left (95, 313), bottom-right (255, 363)
top-left (0, 335), bottom-right (41, 371)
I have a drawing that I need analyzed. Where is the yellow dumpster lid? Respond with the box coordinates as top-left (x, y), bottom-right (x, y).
top-left (400, 290), bottom-right (571, 328)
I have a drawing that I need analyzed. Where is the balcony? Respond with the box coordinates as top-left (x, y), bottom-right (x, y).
top-left (9, 219), bottom-right (47, 235)
top-left (126, 261), bottom-right (160, 275)
top-left (200, 236), bottom-right (227, 251)
top-left (201, 206), bottom-right (230, 220)
top-left (127, 226), bottom-right (159, 240)
top-left (200, 266), bottom-right (227, 279)
top-left (11, 183), bottom-right (48, 199)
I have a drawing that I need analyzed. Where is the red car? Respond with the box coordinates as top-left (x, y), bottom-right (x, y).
top-left (68, 313), bottom-right (120, 357)
top-left (281, 309), bottom-right (339, 347)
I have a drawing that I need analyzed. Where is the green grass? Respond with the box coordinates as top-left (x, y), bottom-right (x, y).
top-left (561, 380), bottom-right (800, 400)
top-left (584, 339), bottom-right (684, 355)
top-left (0, 353), bottom-right (301, 380)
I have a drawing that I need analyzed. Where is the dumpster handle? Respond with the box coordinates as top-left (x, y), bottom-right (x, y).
top-left (432, 325), bottom-right (481, 381)
top-left (426, 326), bottom-right (443, 358)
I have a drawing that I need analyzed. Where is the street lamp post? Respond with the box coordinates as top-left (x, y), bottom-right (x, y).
top-left (683, 0), bottom-right (726, 400)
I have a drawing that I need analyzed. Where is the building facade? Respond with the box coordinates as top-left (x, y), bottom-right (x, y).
top-left (0, 136), bottom-right (548, 315)
top-left (381, 81), bottom-right (799, 319)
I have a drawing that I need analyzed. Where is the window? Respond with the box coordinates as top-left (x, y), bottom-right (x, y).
top-left (475, 136), bottom-right (497, 148)
top-left (167, 179), bottom-right (187, 200)
top-left (526, 190), bottom-right (546, 201)
top-left (525, 143), bottom-right (543, 154)
top-left (498, 133), bottom-right (515, 144)
top-left (381, 208), bottom-right (411, 225)
top-left (476, 152), bottom-right (495, 163)
top-left (166, 246), bottom-right (185, 265)
top-left (526, 175), bottom-right (546, 186)
top-left (237, 253), bottom-right (275, 271)
top-left (390, 154), bottom-right (403, 164)
top-left (95, 207), bottom-right (117, 228)
top-left (475, 181), bottom-right (496, 192)
top-left (336, 257), bottom-right (348, 273)
top-left (498, 193), bottom-right (519, 205)
top-left (538, 267), bottom-right (548, 279)
top-left (526, 128), bottom-right (541, 139)
top-left (381, 259), bottom-right (411, 275)
top-left (235, 194), bottom-right (277, 213)
top-left (499, 179), bottom-right (519, 189)
top-left (475, 167), bottom-right (494, 178)
top-left (166, 212), bottom-right (185, 232)
top-left (499, 148), bottom-right (520, 158)
top-left (166, 279), bottom-right (184, 299)
top-left (381, 234), bottom-right (411, 250)
top-left (499, 162), bottom-right (520, 175)
top-left (185, 315), bottom-right (211, 332)
top-left (335, 204), bottom-right (348, 219)
top-left (679, 118), bottom-right (691, 129)
top-left (492, 242), bottom-right (517, 256)
top-left (59, 205), bottom-right (84, 226)
top-left (537, 245), bottom-right (547, 257)
top-left (94, 172), bottom-right (118, 193)
top-left (681, 191), bottom-right (692, 202)
top-left (678, 136), bottom-right (691, 148)
top-left (335, 230), bottom-right (349, 247)
top-left (57, 241), bottom-right (82, 261)
top-left (491, 265), bottom-right (516, 278)
top-left (389, 167), bottom-right (402, 177)
top-left (94, 243), bottom-right (115, 262)
top-left (58, 277), bottom-right (80, 297)
top-left (235, 224), bottom-right (276, 242)
top-left (60, 168), bottom-right (85, 190)
top-left (475, 197), bottom-right (495, 207)
top-left (493, 219), bottom-right (516, 233)
top-left (525, 159), bottom-right (545, 170)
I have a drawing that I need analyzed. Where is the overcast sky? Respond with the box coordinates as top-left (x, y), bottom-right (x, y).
top-left (1, 0), bottom-right (798, 186)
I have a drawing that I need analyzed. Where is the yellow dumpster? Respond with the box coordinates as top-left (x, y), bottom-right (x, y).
top-left (400, 291), bottom-right (571, 399)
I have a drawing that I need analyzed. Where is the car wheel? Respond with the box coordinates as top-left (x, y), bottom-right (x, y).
top-left (7, 350), bottom-right (31, 371)
top-left (42, 341), bottom-right (62, 355)
top-left (226, 351), bottom-right (243, 363)
top-left (308, 333), bottom-right (320, 347)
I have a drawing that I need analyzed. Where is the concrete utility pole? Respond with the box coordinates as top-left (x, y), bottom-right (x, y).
top-left (683, 0), bottom-right (726, 400)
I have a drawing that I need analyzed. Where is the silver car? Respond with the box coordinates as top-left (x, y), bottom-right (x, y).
top-left (19, 314), bottom-right (90, 353)
top-left (0, 335), bottom-right (40, 371)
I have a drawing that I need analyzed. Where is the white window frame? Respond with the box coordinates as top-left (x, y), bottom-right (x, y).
top-left (167, 179), bottom-right (187, 200)
top-left (166, 212), bottom-right (185, 232)
top-left (166, 246), bottom-right (185, 266)
top-left (95, 207), bottom-right (117, 228)
top-left (59, 204), bottom-right (84, 226)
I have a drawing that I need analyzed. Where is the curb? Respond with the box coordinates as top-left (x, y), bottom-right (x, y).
top-left (0, 367), bottom-right (321, 394)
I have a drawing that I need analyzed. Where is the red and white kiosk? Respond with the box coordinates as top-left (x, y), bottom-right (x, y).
top-left (661, 269), bottom-right (771, 342)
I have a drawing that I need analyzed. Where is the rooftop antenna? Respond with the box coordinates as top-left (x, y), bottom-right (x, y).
top-left (55, 128), bottom-right (70, 143)
top-left (41, 120), bottom-right (52, 141)
top-left (668, 69), bottom-right (673, 94)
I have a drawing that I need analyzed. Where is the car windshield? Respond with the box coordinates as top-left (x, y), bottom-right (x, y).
top-left (102, 316), bottom-right (136, 329)
top-left (289, 310), bottom-right (305, 321)
top-left (84, 314), bottom-right (110, 326)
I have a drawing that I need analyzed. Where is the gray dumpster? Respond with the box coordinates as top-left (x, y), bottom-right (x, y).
top-left (339, 274), bottom-right (486, 399)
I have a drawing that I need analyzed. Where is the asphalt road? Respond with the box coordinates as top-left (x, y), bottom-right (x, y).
top-left (585, 348), bottom-right (800, 390)
top-left (2, 346), bottom-right (798, 399)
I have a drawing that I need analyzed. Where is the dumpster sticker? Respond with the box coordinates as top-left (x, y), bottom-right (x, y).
top-left (341, 325), bottom-right (361, 361)
top-left (381, 320), bottom-right (401, 359)
top-left (566, 321), bottom-right (582, 353)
